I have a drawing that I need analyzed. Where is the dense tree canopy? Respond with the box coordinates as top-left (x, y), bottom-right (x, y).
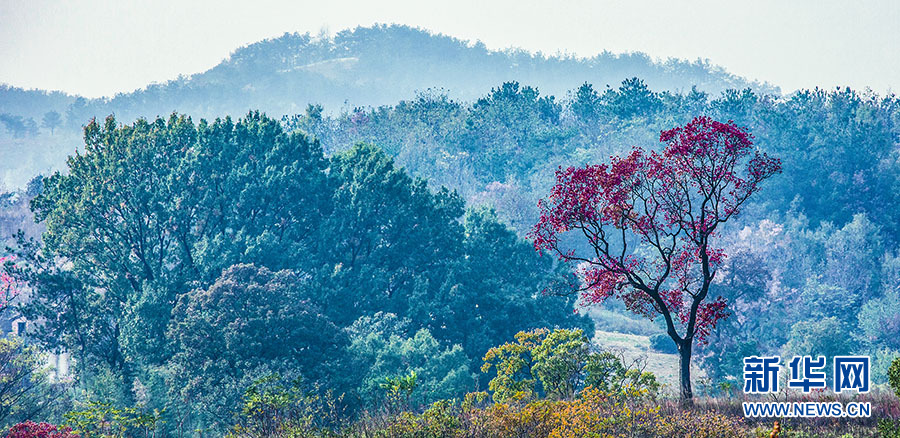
top-left (280, 79), bottom-right (900, 388)
top-left (14, 111), bottom-right (590, 433)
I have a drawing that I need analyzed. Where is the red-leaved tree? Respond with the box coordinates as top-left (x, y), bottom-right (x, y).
top-left (531, 116), bottom-right (781, 400)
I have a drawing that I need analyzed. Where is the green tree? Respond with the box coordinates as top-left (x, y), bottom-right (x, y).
top-left (785, 317), bottom-right (855, 360)
top-left (0, 335), bottom-right (69, 428)
top-left (583, 352), bottom-right (658, 396)
top-left (600, 77), bottom-right (662, 120)
top-left (27, 114), bottom-right (207, 388)
top-left (0, 114), bottom-right (28, 138)
top-left (190, 112), bottom-right (331, 276)
top-left (23, 112), bottom-right (329, 402)
top-left (461, 81), bottom-right (569, 180)
top-left (531, 329), bottom-right (591, 399)
top-left (480, 328), bottom-right (657, 402)
top-left (435, 207), bottom-right (591, 373)
top-left (168, 264), bottom-right (348, 431)
top-left (480, 329), bottom-right (545, 403)
top-left (858, 289), bottom-right (900, 351)
top-left (889, 357), bottom-right (900, 398)
top-left (42, 111), bottom-right (62, 135)
top-left (348, 313), bottom-right (474, 409)
top-left (570, 82), bottom-right (602, 123)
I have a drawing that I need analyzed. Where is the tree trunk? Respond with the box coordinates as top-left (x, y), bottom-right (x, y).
top-left (678, 340), bottom-right (693, 403)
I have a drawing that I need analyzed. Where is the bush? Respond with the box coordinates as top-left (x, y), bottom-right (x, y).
top-left (7, 421), bottom-right (79, 438)
top-left (63, 402), bottom-right (161, 438)
top-left (889, 356), bottom-right (900, 398)
top-left (477, 400), bottom-right (559, 438)
top-left (65, 402), bottom-right (160, 438)
top-left (229, 374), bottom-right (345, 438)
top-left (376, 401), bottom-right (463, 438)
top-left (548, 386), bottom-right (658, 438)
top-left (654, 411), bottom-right (744, 438)
top-left (649, 334), bottom-right (678, 354)
top-left (878, 419), bottom-right (900, 438)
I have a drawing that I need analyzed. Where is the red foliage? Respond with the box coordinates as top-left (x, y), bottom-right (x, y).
top-left (531, 117), bottom-right (780, 344)
top-left (6, 421), bottom-right (80, 438)
top-left (0, 255), bottom-right (19, 313)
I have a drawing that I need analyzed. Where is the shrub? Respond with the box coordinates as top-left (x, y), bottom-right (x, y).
top-left (7, 421), bottom-right (79, 438)
top-left (63, 402), bottom-right (161, 438)
top-left (583, 352), bottom-right (659, 396)
top-left (548, 386), bottom-right (658, 438)
top-left (229, 374), bottom-right (344, 438)
top-left (889, 356), bottom-right (900, 398)
top-left (878, 419), bottom-right (900, 438)
top-left (353, 400), bottom-right (465, 438)
top-left (477, 400), bottom-right (559, 438)
top-left (379, 371), bottom-right (419, 413)
top-left (654, 411), bottom-right (745, 438)
top-left (410, 401), bottom-right (462, 438)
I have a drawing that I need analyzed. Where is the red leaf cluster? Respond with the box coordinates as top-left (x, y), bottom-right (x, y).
top-left (7, 422), bottom-right (80, 438)
top-left (0, 255), bottom-right (19, 313)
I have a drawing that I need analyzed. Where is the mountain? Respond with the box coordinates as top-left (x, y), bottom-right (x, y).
top-left (0, 24), bottom-right (776, 188)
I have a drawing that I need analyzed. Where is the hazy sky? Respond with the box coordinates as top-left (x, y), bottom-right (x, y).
top-left (1, 0), bottom-right (898, 98)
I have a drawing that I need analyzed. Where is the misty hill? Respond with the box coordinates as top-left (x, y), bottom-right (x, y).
top-left (93, 24), bottom-right (777, 118)
top-left (0, 24), bottom-right (775, 187)
top-left (6, 25), bottom-right (776, 119)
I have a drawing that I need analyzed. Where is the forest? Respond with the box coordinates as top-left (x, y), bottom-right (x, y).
top-left (0, 25), bottom-right (899, 438)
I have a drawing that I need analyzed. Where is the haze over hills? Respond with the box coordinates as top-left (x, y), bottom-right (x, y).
top-left (0, 24), bottom-right (776, 188)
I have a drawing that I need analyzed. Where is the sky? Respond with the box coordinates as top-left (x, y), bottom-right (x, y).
top-left (1, 0), bottom-right (898, 98)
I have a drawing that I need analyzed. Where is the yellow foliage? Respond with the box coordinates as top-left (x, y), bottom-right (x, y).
top-left (548, 386), bottom-right (659, 438)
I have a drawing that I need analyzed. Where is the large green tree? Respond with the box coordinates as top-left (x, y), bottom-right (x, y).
top-left (23, 111), bottom-right (328, 399)
top-left (168, 264), bottom-right (347, 429)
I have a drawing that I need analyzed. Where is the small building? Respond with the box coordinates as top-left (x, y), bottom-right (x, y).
top-left (1, 315), bottom-right (71, 381)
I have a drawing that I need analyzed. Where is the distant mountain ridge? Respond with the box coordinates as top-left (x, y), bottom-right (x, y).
top-left (0, 24), bottom-right (776, 187)
top-left (2, 24), bottom-right (775, 121)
